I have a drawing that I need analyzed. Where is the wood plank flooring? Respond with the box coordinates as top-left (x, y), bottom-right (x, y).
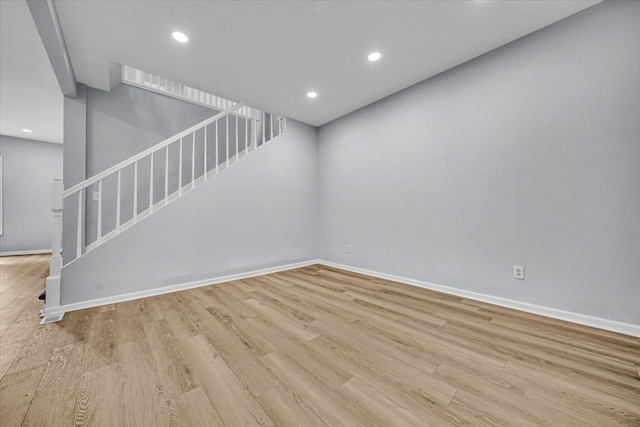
top-left (1, 254), bottom-right (639, 426)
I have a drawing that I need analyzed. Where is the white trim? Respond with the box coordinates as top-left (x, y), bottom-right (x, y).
top-left (121, 65), bottom-right (253, 117)
top-left (40, 312), bottom-right (64, 324)
top-left (44, 257), bottom-right (640, 338)
top-left (66, 145), bottom-right (271, 267)
top-left (1, 249), bottom-right (52, 256)
top-left (63, 103), bottom-right (244, 198)
top-left (44, 259), bottom-right (318, 317)
top-left (316, 260), bottom-right (640, 338)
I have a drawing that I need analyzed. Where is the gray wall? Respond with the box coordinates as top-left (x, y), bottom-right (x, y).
top-left (317, 0), bottom-right (640, 324)
top-left (62, 84), bottom-right (87, 262)
top-left (84, 83), bottom-right (222, 247)
top-left (61, 119), bottom-right (317, 304)
top-left (62, 83), bottom-right (228, 260)
top-left (0, 135), bottom-right (63, 253)
top-left (86, 83), bottom-right (219, 176)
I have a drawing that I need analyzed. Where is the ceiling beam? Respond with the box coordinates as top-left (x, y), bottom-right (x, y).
top-left (26, 0), bottom-right (77, 98)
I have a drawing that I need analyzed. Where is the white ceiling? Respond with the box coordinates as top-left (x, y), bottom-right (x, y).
top-left (54, 0), bottom-right (601, 126)
top-left (1, 1), bottom-right (602, 138)
top-left (0, 0), bottom-right (63, 144)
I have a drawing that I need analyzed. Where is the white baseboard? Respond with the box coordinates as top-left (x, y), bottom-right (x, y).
top-left (43, 259), bottom-right (318, 317)
top-left (0, 249), bottom-right (52, 256)
top-left (317, 260), bottom-right (640, 338)
top-left (43, 257), bottom-right (640, 338)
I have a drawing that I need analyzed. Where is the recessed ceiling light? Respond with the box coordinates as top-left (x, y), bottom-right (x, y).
top-left (22, 128), bottom-right (33, 133)
top-left (307, 91), bottom-right (318, 99)
top-left (172, 31), bottom-right (189, 43)
top-left (368, 52), bottom-right (381, 62)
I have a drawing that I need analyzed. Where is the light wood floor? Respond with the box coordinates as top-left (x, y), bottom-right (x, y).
top-left (1, 255), bottom-right (639, 426)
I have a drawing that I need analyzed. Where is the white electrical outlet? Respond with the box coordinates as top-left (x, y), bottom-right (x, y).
top-left (513, 266), bottom-right (525, 280)
top-left (347, 245), bottom-right (352, 254)
top-left (92, 191), bottom-right (100, 201)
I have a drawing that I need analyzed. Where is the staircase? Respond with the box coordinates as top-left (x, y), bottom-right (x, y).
top-left (122, 65), bottom-right (238, 112)
top-left (43, 75), bottom-right (287, 319)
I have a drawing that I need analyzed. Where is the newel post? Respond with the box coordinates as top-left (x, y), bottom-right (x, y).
top-left (45, 179), bottom-right (64, 312)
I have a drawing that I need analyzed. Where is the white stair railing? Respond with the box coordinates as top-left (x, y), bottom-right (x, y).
top-left (41, 70), bottom-right (287, 317)
top-left (49, 102), bottom-right (285, 274)
top-left (122, 65), bottom-right (256, 116)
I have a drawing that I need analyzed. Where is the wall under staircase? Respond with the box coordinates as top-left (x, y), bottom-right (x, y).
top-left (49, 78), bottom-right (316, 312)
top-left (61, 119), bottom-right (317, 306)
top-left (63, 83), bottom-right (220, 263)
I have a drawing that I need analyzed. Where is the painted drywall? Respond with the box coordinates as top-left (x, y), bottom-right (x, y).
top-left (62, 84), bottom-right (86, 263)
top-left (61, 119), bottom-right (317, 304)
top-left (86, 83), bottom-right (220, 175)
top-left (0, 135), bottom-right (63, 253)
top-left (84, 83), bottom-right (223, 246)
top-left (62, 82), bottom-right (224, 262)
top-left (317, 0), bottom-right (640, 324)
